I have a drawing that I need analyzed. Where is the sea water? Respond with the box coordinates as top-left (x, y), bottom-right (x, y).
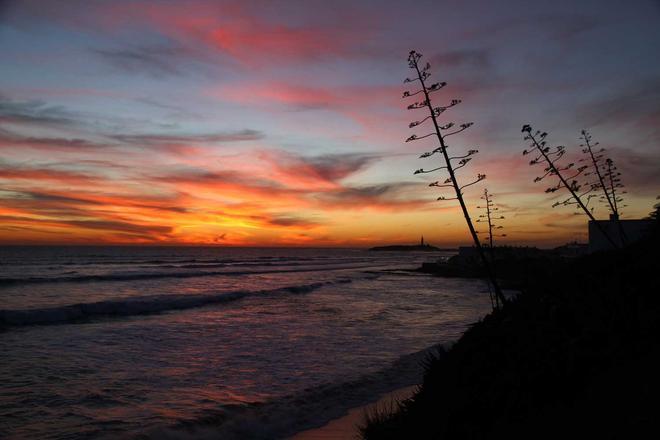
top-left (0, 246), bottom-right (492, 439)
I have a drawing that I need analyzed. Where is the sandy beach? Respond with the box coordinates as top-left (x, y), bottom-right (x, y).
top-left (290, 386), bottom-right (417, 440)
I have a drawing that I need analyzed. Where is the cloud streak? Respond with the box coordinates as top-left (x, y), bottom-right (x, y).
top-left (1, 0), bottom-right (659, 246)
top-left (111, 129), bottom-right (264, 146)
top-left (0, 144), bottom-right (430, 244)
top-left (93, 45), bottom-right (191, 78)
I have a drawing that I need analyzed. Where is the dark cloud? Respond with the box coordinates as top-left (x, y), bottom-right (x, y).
top-left (317, 182), bottom-right (431, 210)
top-left (2, 188), bottom-right (189, 218)
top-left (0, 96), bottom-right (196, 136)
top-left (111, 129), bottom-right (264, 145)
top-left (0, 128), bottom-right (111, 150)
top-left (542, 219), bottom-right (582, 230)
top-left (462, 13), bottom-right (600, 43)
top-left (137, 204), bottom-right (188, 213)
top-left (134, 98), bottom-right (202, 119)
top-left (154, 167), bottom-right (249, 184)
top-left (0, 161), bottom-right (99, 183)
top-left (156, 152), bottom-right (378, 196)
top-left (0, 96), bottom-right (78, 126)
top-left (429, 49), bottom-right (491, 69)
top-left (24, 191), bottom-right (185, 211)
top-left (0, 214), bottom-right (172, 237)
top-left (66, 219), bottom-right (172, 235)
top-left (576, 79), bottom-right (660, 131)
top-left (301, 153), bottom-right (378, 182)
top-left (267, 215), bottom-right (322, 228)
top-left (93, 45), bottom-right (190, 78)
top-left (0, 183), bottom-right (185, 233)
top-left (333, 184), bottom-right (397, 199)
top-left (0, 0), bottom-right (13, 23)
top-left (1, 123), bottom-right (263, 152)
top-left (157, 167), bottom-right (300, 202)
top-left (20, 191), bottom-right (104, 205)
top-left (264, 151), bottom-right (379, 186)
top-left (547, 14), bottom-right (599, 42)
top-left (48, 159), bottom-right (132, 169)
top-left (607, 148), bottom-right (660, 194)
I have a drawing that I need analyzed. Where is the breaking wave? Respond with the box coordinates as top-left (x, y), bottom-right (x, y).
top-left (0, 277), bottom-right (363, 328)
top-left (0, 263), bottom-right (379, 287)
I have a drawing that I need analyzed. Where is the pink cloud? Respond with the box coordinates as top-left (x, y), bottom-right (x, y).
top-left (98, 1), bottom-right (367, 66)
top-left (218, 82), bottom-right (401, 108)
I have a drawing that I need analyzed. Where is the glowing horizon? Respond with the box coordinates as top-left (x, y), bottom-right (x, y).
top-left (1, 0), bottom-right (659, 247)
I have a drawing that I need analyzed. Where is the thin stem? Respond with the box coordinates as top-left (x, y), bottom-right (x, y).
top-left (412, 56), bottom-right (505, 309)
top-left (606, 159), bottom-right (628, 245)
top-left (484, 190), bottom-right (494, 249)
top-left (583, 132), bottom-right (616, 216)
top-left (607, 160), bottom-right (619, 215)
top-left (527, 132), bottom-right (619, 249)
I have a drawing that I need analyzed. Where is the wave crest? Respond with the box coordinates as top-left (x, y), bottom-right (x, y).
top-left (0, 279), bottom-right (360, 328)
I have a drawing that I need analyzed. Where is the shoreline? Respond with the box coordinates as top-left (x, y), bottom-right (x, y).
top-left (149, 345), bottom-right (447, 439)
top-left (289, 385), bottom-right (417, 440)
top-left (362, 230), bottom-right (660, 438)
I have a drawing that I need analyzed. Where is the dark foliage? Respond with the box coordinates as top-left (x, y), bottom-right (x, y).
top-left (362, 219), bottom-right (660, 439)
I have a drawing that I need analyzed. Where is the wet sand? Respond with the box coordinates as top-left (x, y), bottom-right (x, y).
top-left (289, 385), bottom-right (417, 440)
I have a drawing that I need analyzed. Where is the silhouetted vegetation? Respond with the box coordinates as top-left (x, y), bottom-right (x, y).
top-left (579, 130), bottom-right (627, 219)
top-left (579, 129), bottom-right (628, 243)
top-left (521, 125), bottom-right (619, 248)
top-left (406, 50), bottom-right (505, 309)
top-left (648, 196), bottom-right (660, 220)
top-left (476, 189), bottom-right (506, 249)
top-left (383, 46), bottom-right (659, 439)
top-left (361, 214), bottom-right (660, 439)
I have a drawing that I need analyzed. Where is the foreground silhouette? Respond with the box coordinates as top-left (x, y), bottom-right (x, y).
top-left (361, 208), bottom-right (660, 439)
top-left (406, 50), bottom-right (505, 309)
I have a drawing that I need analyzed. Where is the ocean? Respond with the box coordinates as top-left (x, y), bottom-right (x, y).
top-left (0, 246), bottom-right (492, 439)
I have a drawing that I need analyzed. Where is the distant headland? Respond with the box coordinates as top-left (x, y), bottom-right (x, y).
top-left (369, 236), bottom-right (445, 252)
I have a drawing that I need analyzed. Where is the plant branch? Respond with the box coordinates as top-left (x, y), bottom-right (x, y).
top-left (409, 51), bottom-right (505, 309)
top-left (523, 127), bottom-right (619, 249)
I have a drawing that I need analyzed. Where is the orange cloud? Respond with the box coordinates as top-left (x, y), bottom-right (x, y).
top-left (0, 144), bottom-right (433, 245)
top-left (0, 166), bottom-right (99, 185)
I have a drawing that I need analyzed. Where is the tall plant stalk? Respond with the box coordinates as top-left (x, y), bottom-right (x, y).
top-left (580, 131), bottom-right (616, 216)
top-left (522, 125), bottom-right (619, 249)
top-left (476, 189), bottom-right (506, 249)
top-left (605, 159), bottom-right (625, 216)
top-left (580, 130), bottom-right (627, 244)
top-left (406, 50), bottom-right (506, 309)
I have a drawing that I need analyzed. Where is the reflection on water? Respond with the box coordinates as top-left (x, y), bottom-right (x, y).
top-left (0, 247), bottom-right (489, 439)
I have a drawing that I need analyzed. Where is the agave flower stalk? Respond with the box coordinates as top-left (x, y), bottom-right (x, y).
top-left (580, 130), bottom-right (628, 244)
top-left (406, 50), bottom-right (506, 309)
top-left (522, 125), bottom-right (618, 249)
top-left (604, 158), bottom-right (627, 216)
top-left (580, 130), bottom-right (616, 215)
top-left (476, 189), bottom-right (506, 249)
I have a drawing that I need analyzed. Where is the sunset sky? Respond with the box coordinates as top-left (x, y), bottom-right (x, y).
top-left (1, 0), bottom-right (659, 247)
